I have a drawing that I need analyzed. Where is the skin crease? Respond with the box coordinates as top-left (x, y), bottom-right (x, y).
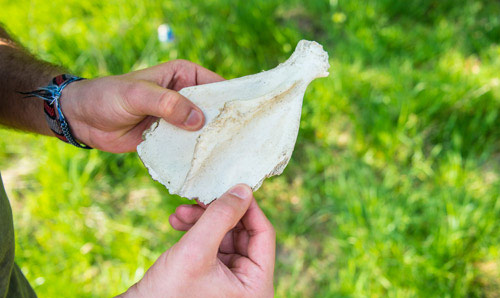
top-left (0, 26), bottom-right (276, 297)
top-left (118, 184), bottom-right (276, 298)
top-left (61, 59), bottom-right (225, 153)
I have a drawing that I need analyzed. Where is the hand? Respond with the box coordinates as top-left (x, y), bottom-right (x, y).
top-left (119, 184), bottom-right (275, 298)
top-left (60, 60), bottom-right (224, 153)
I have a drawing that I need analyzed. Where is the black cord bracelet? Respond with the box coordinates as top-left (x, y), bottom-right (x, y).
top-left (20, 74), bottom-right (92, 149)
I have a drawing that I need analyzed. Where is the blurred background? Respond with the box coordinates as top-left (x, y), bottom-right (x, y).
top-left (1, 0), bottom-right (500, 296)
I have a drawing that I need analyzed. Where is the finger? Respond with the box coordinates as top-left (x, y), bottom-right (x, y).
top-left (185, 61), bottom-right (225, 86)
top-left (171, 222), bottom-right (240, 252)
top-left (195, 199), bottom-right (208, 209)
top-left (233, 227), bottom-right (250, 256)
top-left (165, 60), bottom-right (225, 89)
top-left (123, 81), bottom-right (205, 130)
top-left (217, 253), bottom-right (244, 269)
top-left (174, 204), bottom-right (205, 225)
top-left (241, 199), bottom-right (276, 275)
top-left (131, 60), bottom-right (224, 90)
top-left (168, 214), bottom-right (193, 231)
top-left (121, 116), bottom-right (159, 151)
top-left (219, 229), bottom-right (235, 254)
top-left (219, 221), bottom-right (247, 254)
top-left (178, 184), bottom-right (253, 260)
top-left (173, 205), bottom-right (244, 252)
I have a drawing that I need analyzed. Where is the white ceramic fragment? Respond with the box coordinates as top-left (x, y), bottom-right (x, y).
top-left (137, 40), bottom-right (330, 204)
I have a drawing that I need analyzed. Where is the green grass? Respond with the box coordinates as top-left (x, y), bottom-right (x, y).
top-left (1, 0), bottom-right (500, 297)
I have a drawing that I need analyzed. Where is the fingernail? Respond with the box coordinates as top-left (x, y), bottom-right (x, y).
top-left (184, 109), bottom-right (203, 128)
top-left (229, 184), bottom-right (252, 200)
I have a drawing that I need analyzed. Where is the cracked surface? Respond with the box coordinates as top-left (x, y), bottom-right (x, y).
top-left (137, 40), bottom-right (330, 204)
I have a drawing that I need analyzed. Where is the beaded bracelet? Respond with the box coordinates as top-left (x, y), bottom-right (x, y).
top-left (21, 74), bottom-right (92, 149)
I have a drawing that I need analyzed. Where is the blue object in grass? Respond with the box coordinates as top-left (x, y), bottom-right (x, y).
top-left (158, 24), bottom-right (174, 43)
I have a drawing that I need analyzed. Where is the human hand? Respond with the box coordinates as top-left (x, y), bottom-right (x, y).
top-left (60, 60), bottom-right (224, 153)
top-left (118, 184), bottom-right (275, 298)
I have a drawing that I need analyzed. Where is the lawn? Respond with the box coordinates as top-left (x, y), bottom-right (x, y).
top-left (1, 0), bottom-right (500, 297)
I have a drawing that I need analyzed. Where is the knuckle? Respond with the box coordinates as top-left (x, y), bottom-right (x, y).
top-left (175, 71), bottom-right (190, 85)
top-left (165, 59), bottom-right (189, 70)
top-left (159, 91), bottom-right (181, 117)
top-left (172, 59), bottom-right (195, 75)
top-left (262, 214), bottom-right (275, 232)
top-left (172, 59), bottom-right (190, 66)
top-left (262, 218), bottom-right (276, 238)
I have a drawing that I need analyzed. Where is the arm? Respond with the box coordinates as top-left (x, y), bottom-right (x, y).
top-left (0, 26), bottom-right (62, 135)
top-left (0, 25), bottom-right (224, 153)
top-left (1, 25), bottom-right (276, 296)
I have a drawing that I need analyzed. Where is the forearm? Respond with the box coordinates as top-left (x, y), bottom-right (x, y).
top-left (0, 25), bottom-right (64, 135)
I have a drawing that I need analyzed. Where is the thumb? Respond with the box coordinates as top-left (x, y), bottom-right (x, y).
top-left (124, 80), bottom-right (205, 130)
top-left (178, 184), bottom-right (253, 259)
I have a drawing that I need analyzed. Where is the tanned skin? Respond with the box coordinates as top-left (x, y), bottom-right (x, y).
top-left (0, 25), bottom-right (276, 297)
top-left (0, 24), bottom-right (219, 152)
top-left (0, 26), bottom-right (61, 135)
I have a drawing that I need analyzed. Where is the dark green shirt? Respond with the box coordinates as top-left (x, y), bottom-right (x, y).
top-left (0, 173), bottom-right (36, 298)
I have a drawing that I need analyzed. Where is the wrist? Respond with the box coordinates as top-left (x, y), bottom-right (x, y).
top-left (20, 74), bottom-right (91, 148)
top-left (59, 79), bottom-right (91, 147)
